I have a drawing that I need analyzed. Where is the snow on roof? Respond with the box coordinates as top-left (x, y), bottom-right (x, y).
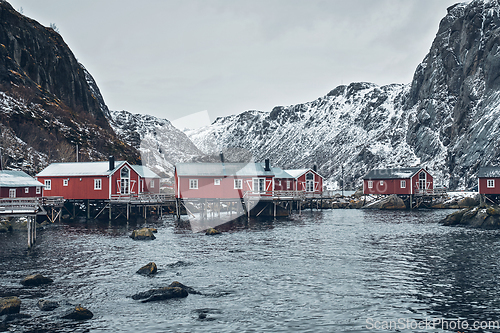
top-left (272, 167), bottom-right (293, 179)
top-left (0, 170), bottom-right (43, 187)
top-left (176, 162), bottom-right (275, 177)
top-left (36, 161), bottom-right (127, 177)
top-left (478, 166), bottom-right (500, 178)
top-left (363, 167), bottom-right (423, 180)
top-left (131, 165), bottom-right (160, 178)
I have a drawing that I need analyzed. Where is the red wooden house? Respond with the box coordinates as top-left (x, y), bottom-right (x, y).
top-left (175, 161), bottom-right (275, 199)
top-left (363, 167), bottom-right (433, 195)
top-left (36, 158), bottom-right (160, 200)
top-left (478, 167), bottom-right (500, 195)
top-left (284, 168), bottom-right (324, 194)
top-left (0, 170), bottom-right (43, 198)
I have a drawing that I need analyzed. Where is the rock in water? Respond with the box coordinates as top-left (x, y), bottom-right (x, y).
top-left (20, 274), bottom-right (53, 286)
top-left (205, 228), bottom-right (221, 235)
top-left (61, 305), bottom-right (93, 320)
top-left (0, 297), bottom-right (21, 315)
top-left (131, 281), bottom-right (200, 302)
top-left (130, 228), bottom-right (156, 240)
top-left (37, 299), bottom-right (59, 311)
top-left (136, 262), bottom-right (158, 275)
top-left (363, 194), bottom-right (406, 210)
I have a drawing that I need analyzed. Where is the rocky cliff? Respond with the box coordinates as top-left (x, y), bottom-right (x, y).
top-left (187, 0), bottom-right (500, 190)
top-left (0, 0), bottom-right (139, 174)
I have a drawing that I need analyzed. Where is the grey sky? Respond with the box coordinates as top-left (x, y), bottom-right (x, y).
top-left (8, 0), bottom-right (460, 128)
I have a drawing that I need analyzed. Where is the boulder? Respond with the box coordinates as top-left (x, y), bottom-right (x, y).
top-left (457, 196), bottom-right (480, 208)
top-left (441, 208), bottom-right (468, 226)
top-left (131, 281), bottom-right (199, 302)
top-left (441, 204), bottom-right (500, 229)
top-left (205, 228), bottom-right (221, 235)
top-left (136, 262), bottom-right (157, 275)
top-left (0, 297), bottom-right (20, 315)
top-left (130, 228), bottom-right (156, 240)
top-left (20, 274), bottom-right (53, 286)
top-left (348, 199), bottom-right (364, 209)
top-left (37, 299), bottom-right (59, 311)
top-left (61, 305), bottom-right (93, 320)
top-left (363, 194), bottom-right (406, 210)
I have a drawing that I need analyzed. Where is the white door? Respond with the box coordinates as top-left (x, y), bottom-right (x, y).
top-left (253, 178), bottom-right (265, 193)
top-left (120, 167), bottom-right (130, 195)
top-left (306, 172), bottom-right (314, 192)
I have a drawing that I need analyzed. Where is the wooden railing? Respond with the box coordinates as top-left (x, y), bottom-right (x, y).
top-left (243, 190), bottom-right (328, 200)
top-left (0, 198), bottom-right (40, 214)
top-left (110, 193), bottom-right (175, 203)
top-left (414, 188), bottom-right (447, 196)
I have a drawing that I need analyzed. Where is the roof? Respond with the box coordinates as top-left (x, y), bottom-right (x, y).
top-left (131, 165), bottom-right (160, 178)
top-left (478, 166), bottom-right (500, 178)
top-left (284, 168), bottom-right (324, 179)
top-left (0, 170), bottom-right (44, 187)
top-left (175, 162), bottom-right (275, 177)
top-left (363, 167), bottom-right (425, 180)
top-left (272, 167), bottom-right (293, 179)
top-left (36, 161), bottom-right (127, 177)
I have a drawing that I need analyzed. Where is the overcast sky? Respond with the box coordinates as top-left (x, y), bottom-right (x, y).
top-left (8, 0), bottom-right (461, 129)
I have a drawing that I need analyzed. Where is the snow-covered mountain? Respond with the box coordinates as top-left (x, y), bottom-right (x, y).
top-left (187, 0), bottom-right (500, 190)
top-left (109, 110), bottom-right (205, 179)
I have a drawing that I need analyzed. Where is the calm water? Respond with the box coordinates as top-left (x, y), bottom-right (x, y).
top-left (2, 209), bottom-right (500, 332)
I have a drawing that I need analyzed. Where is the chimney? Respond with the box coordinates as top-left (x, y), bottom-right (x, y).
top-left (109, 156), bottom-right (115, 171)
top-left (313, 164), bottom-right (317, 172)
top-left (264, 159), bottom-right (271, 171)
top-left (220, 152), bottom-right (224, 163)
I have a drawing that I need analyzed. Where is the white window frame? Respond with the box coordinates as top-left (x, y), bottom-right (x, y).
top-left (234, 179), bottom-right (242, 189)
top-left (63, 179), bottom-right (69, 187)
top-left (400, 180), bottom-right (406, 188)
top-left (44, 179), bottom-right (51, 190)
top-left (9, 189), bottom-right (16, 198)
top-left (287, 180), bottom-right (291, 189)
top-left (252, 177), bottom-right (265, 193)
top-left (189, 179), bottom-right (198, 189)
top-left (214, 179), bottom-right (221, 186)
top-left (94, 178), bottom-right (102, 190)
top-left (25, 187), bottom-right (29, 194)
top-left (367, 181), bottom-right (373, 189)
top-left (36, 187), bottom-right (41, 194)
top-left (487, 179), bottom-right (495, 188)
top-left (150, 179), bottom-right (155, 188)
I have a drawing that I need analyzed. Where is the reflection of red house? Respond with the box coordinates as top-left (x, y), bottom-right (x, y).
top-left (0, 170), bottom-right (43, 198)
top-left (36, 158), bottom-right (160, 200)
top-left (478, 167), bottom-right (500, 194)
top-left (363, 167), bottom-right (433, 195)
top-left (284, 168), bottom-right (324, 194)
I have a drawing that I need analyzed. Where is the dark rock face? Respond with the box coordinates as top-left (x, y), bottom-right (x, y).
top-left (136, 262), bottom-right (157, 275)
top-left (205, 228), bottom-right (221, 235)
top-left (0, 1), bottom-right (139, 171)
top-left (0, 296), bottom-right (20, 315)
top-left (20, 274), bottom-right (53, 286)
top-left (363, 194), bottom-right (406, 210)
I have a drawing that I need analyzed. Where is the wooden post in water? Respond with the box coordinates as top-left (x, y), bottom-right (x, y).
top-left (109, 203), bottom-right (112, 220)
top-left (274, 201), bottom-right (276, 218)
top-left (27, 217), bottom-right (31, 249)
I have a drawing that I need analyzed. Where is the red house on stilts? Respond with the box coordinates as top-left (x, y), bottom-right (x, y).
top-left (0, 170), bottom-right (43, 198)
top-left (36, 157), bottom-right (160, 200)
top-left (363, 167), bottom-right (434, 195)
top-left (478, 167), bottom-right (500, 196)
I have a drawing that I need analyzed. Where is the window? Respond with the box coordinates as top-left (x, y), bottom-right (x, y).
top-left (214, 179), bottom-right (221, 186)
top-left (189, 179), bottom-right (198, 189)
top-left (400, 180), bottom-right (406, 188)
top-left (9, 189), bottom-right (16, 198)
top-left (306, 172), bottom-right (314, 192)
top-left (63, 179), bottom-right (69, 186)
top-left (287, 181), bottom-right (291, 189)
top-left (25, 187), bottom-right (29, 194)
top-left (368, 181), bottom-right (373, 189)
top-left (234, 179), bottom-right (242, 189)
top-left (94, 179), bottom-right (102, 190)
top-left (44, 179), bottom-right (51, 190)
top-left (150, 179), bottom-right (155, 188)
top-left (487, 179), bottom-right (495, 188)
top-left (278, 180), bottom-right (282, 186)
top-left (36, 187), bottom-right (41, 194)
top-left (253, 178), bottom-right (265, 193)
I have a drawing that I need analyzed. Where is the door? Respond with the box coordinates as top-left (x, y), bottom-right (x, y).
top-left (419, 172), bottom-right (426, 192)
top-left (120, 167), bottom-right (130, 195)
top-left (253, 178), bottom-right (265, 193)
top-left (306, 172), bottom-right (314, 192)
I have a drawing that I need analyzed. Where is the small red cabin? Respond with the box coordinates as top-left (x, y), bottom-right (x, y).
top-left (36, 159), bottom-right (160, 200)
top-left (175, 162), bottom-right (275, 199)
top-left (284, 169), bottom-right (324, 194)
top-left (363, 167), bottom-right (433, 195)
top-left (0, 170), bottom-right (43, 198)
top-left (478, 167), bottom-right (500, 195)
